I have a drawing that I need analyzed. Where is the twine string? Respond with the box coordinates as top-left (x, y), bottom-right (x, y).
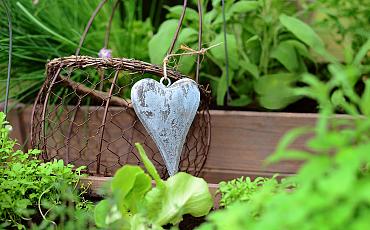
top-left (161, 43), bottom-right (221, 87)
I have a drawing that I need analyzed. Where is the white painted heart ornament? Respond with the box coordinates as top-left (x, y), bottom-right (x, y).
top-left (131, 78), bottom-right (200, 176)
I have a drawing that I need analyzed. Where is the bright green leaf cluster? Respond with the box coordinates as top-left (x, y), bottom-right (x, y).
top-left (0, 112), bottom-right (93, 229)
top-left (218, 176), bottom-right (281, 208)
top-left (95, 143), bottom-right (213, 229)
top-left (197, 40), bottom-right (370, 230)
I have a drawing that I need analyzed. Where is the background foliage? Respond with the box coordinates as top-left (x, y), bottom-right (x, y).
top-left (1, 0), bottom-right (369, 110)
top-left (197, 39), bottom-right (370, 230)
top-left (0, 112), bottom-right (94, 229)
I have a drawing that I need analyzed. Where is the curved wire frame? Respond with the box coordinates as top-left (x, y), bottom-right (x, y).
top-left (30, 0), bottom-right (211, 177)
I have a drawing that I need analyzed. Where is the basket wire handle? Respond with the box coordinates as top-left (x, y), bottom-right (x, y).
top-left (104, 0), bottom-right (121, 49)
top-left (221, 0), bottom-right (231, 105)
top-left (163, 0), bottom-right (205, 84)
top-left (195, 0), bottom-right (203, 83)
top-left (75, 0), bottom-right (108, 56)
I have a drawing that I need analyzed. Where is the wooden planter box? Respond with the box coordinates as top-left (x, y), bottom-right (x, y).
top-left (5, 104), bottom-right (318, 183)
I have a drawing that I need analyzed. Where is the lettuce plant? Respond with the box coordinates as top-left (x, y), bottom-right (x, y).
top-left (94, 143), bottom-right (213, 229)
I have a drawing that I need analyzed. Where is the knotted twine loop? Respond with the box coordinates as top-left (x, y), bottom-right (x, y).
top-left (161, 43), bottom-right (222, 87)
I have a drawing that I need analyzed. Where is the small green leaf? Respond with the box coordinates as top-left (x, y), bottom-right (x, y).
top-left (135, 143), bottom-right (164, 187)
top-left (271, 41), bottom-right (299, 72)
top-left (111, 165), bottom-right (151, 213)
top-left (240, 61), bottom-right (259, 79)
top-left (229, 95), bottom-right (252, 107)
top-left (229, 1), bottom-right (259, 14)
top-left (255, 73), bottom-right (301, 110)
top-left (353, 39), bottom-right (370, 65)
top-left (146, 172), bottom-right (213, 226)
top-left (165, 5), bottom-right (199, 22)
top-left (279, 14), bottom-right (324, 51)
top-left (94, 200), bottom-right (111, 228)
top-left (217, 70), bottom-right (234, 106)
top-left (360, 79), bottom-right (370, 116)
top-left (149, 20), bottom-right (178, 64)
top-left (210, 33), bottom-right (239, 70)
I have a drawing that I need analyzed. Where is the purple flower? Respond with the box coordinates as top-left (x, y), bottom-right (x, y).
top-left (98, 48), bottom-right (112, 58)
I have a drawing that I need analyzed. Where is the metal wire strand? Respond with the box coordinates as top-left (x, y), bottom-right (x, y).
top-left (167, 0), bottom-right (188, 55)
top-left (2, 0), bottom-right (13, 118)
top-left (221, 0), bottom-right (231, 105)
top-left (195, 0), bottom-right (203, 83)
top-left (75, 0), bottom-right (108, 56)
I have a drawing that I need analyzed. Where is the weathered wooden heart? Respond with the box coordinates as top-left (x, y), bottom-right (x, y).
top-left (131, 78), bottom-right (200, 176)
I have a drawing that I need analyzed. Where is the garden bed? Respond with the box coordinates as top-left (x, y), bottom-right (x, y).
top-left (4, 103), bottom-right (335, 182)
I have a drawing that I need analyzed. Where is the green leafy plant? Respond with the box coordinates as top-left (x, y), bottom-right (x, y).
top-left (0, 0), bottom-right (154, 104)
top-left (304, 0), bottom-right (370, 64)
top-left (196, 40), bottom-right (370, 230)
top-left (94, 143), bottom-right (213, 229)
top-left (217, 176), bottom-right (280, 208)
top-left (0, 112), bottom-right (93, 229)
top-left (149, 0), bottom-right (319, 109)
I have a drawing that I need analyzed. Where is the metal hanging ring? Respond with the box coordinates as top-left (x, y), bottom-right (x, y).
top-left (160, 77), bottom-right (171, 87)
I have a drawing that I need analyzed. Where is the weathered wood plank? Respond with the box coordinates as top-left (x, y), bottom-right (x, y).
top-left (6, 105), bottom-right (340, 183)
top-left (200, 110), bottom-right (320, 182)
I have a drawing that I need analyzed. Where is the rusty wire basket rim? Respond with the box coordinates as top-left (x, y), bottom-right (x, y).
top-left (46, 55), bottom-right (210, 95)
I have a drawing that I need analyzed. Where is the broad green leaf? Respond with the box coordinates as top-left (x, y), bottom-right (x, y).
top-left (212, 0), bottom-right (221, 7)
top-left (95, 200), bottom-right (122, 228)
top-left (210, 33), bottom-right (239, 70)
top-left (146, 172), bottom-right (213, 226)
top-left (217, 70), bottom-right (234, 106)
top-left (176, 28), bottom-right (199, 74)
top-left (94, 200), bottom-right (110, 228)
top-left (240, 61), bottom-right (259, 79)
top-left (229, 1), bottom-right (259, 14)
top-left (271, 41), bottom-right (299, 72)
top-left (177, 28), bottom-right (199, 45)
top-left (229, 95), bottom-right (252, 107)
top-left (279, 14), bottom-right (324, 51)
top-left (135, 143), bottom-right (164, 187)
top-left (129, 214), bottom-right (164, 230)
top-left (111, 165), bottom-right (151, 213)
top-left (255, 73), bottom-right (301, 110)
top-left (165, 5), bottom-right (199, 22)
top-left (353, 39), bottom-right (370, 65)
top-left (360, 79), bottom-right (370, 116)
top-left (150, 22), bottom-right (197, 74)
top-left (148, 20), bottom-right (178, 64)
top-left (204, 9), bottom-right (218, 25)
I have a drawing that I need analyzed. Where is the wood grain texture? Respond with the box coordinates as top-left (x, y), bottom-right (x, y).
top-left (6, 105), bottom-right (347, 183)
top-left (200, 110), bottom-right (319, 183)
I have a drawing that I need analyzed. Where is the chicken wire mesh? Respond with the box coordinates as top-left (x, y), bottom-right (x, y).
top-left (30, 56), bottom-right (211, 178)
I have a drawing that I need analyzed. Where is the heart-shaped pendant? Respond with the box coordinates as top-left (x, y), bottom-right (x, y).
top-left (131, 78), bottom-right (200, 176)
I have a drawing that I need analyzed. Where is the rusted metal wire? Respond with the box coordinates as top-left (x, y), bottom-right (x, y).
top-left (167, 0), bottom-right (188, 55)
top-left (31, 0), bottom-right (211, 178)
top-left (104, 0), bottom-right (121, 49)
top-left (31, 57), bottom-right (211, 177)
top-left (75, 0), bottom-right (108, 56)
top-left (195, 0), bottom-right (203, 83)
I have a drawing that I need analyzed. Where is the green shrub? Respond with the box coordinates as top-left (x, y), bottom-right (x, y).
top-left (197, 40), bottom-right (370, 230)
top-left (217, 176), bottom-right (281, 208)
top-left (0, 112), bottom-right (93, 229)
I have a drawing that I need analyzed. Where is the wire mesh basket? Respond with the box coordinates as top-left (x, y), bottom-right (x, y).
top-left (30, 0), bottom-right (210, 178)
top-left (30, 55), bottom-right (211, 178)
